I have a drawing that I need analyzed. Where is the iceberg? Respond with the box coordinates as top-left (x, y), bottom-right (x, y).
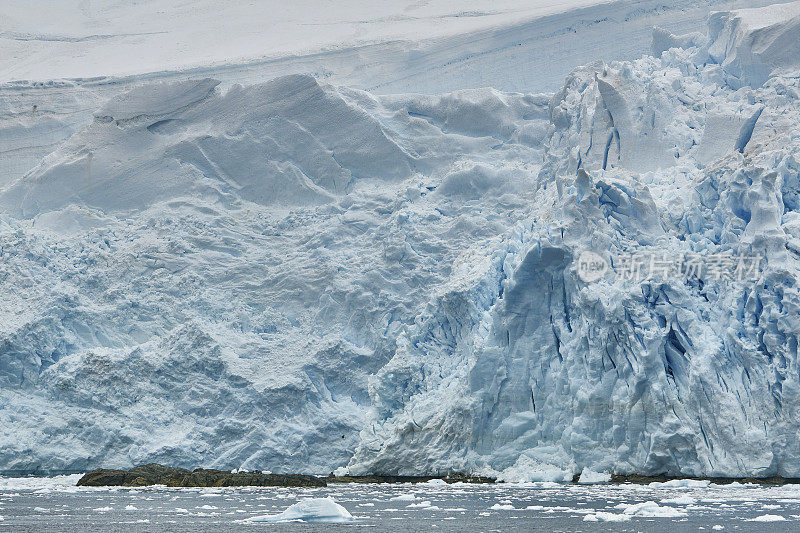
top-left (621, 501), bottom-right (687, 518)
top-left (241, 498), bottom-right (353, 523)
top-left (747, 514), bottom-right (787, 522)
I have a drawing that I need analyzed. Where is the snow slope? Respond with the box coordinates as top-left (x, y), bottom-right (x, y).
top-left (0, 0), bottom-right (784, 192)
top-left (0, 0), bottom-right (604, 81)
top-left (0, 0), bottom-right (774, 86)
top-left (1, 1), bottom-right (800, 477)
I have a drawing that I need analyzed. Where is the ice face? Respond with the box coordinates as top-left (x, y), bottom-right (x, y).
top-left (1, 2), bottom-right (800, 477)
top-left (345, 3), bottom-right (800, 478)
top-left (0, 77), bottom-right (548, 473)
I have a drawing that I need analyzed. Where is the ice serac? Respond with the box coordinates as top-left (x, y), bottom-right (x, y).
top-left (344, 2), bottom-right (800, 479)
top-left (707, 1), bottom-right (800, 89)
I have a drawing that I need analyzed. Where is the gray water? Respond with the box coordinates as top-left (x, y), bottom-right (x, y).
top-left (2, 476), bottom-right (800, 532)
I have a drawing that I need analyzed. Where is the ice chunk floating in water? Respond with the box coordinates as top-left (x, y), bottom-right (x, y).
top-left (242, 498), bottom-right (353, 523)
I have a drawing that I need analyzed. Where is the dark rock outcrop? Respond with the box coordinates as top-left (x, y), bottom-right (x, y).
top-left (608, 474), bottom-right (800, 485)
top-left (76, 464), bottom-right (499, 487)
top-left (77, 464), bottom-right (327, 487)
top-left (328, 472), bottom-right (495, 484)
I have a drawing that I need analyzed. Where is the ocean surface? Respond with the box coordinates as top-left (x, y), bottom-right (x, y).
top-left (1, 475), bottom-right (800, 531)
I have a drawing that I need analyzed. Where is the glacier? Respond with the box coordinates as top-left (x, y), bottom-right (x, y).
top-left (1, 1), bottom-right (800, 479)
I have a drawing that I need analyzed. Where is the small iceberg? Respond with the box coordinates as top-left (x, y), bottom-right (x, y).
top-left (621, 501), bottom-right (687, 518)
top-left (747, 514), bottom-right (786, 522)
top-left (390, 493), bottom-right (418, 501)
top-left (241, 498), bottom-right (353, 523)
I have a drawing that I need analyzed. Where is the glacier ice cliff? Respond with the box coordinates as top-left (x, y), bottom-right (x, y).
top-left (1, 2), bottom-right (800, 478)
top-left (0, 75), bottom-right (548, 473)
top-left (344, 2), bottom-right (800, 479)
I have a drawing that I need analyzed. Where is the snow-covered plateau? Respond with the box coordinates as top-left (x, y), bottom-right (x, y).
top-left (1, 0), bottom-right (800, 480)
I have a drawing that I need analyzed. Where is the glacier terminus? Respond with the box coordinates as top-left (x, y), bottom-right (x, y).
top-left (1, 0), bottom-right (800, 484)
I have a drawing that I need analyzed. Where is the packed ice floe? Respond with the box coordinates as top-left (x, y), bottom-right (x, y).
top-left (1, 1), bottom-right (800, 480)
top-left (0, 475), bottom-right (82, 491)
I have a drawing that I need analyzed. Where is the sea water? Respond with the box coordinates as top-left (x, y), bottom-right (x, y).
top-left (1, 475), bottom-right (799, 531)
